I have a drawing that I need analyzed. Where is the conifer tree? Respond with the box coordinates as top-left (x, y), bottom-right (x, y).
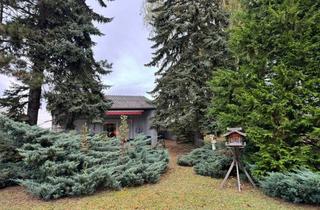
top-left (208, 0), bottom-right (320, 176)
top-left (146, 0), bottom-right (231, 143)
top-left (46, 70), bottom-right (111, 129)
top-left (0, 0), bottom-right (111, 125)
top-left (0, 83), bottom-right (29, 122)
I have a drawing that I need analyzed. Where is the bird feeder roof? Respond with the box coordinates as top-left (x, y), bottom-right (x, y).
top-left (223, 127), bottom-right (246, 137)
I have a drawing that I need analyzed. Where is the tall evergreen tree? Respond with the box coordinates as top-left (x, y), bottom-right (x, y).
top-left (0, 0), bottom-right (111, 125)
top-left (0, 83), bottom-right (29, 122)
top-left (208, 0), bottom-right (320, 176)
top-left (46, 70), bottom-right (111, 129)
top-left (146, 0), bottom-right (230, 142)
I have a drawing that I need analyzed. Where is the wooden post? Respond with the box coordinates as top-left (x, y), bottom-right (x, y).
top-left (220, 147), bottom-right (255, 191)
top-left (220, 158), bottom-right (235, 189)
top-left (239, 162), bottom-right (256, 188)
top-left (235, 159), bottom-right (241, 192)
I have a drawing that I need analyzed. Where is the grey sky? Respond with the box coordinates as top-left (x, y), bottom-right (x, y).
top-left (0, 0), bottom-right (156, 127)
top-left (91, 0), bottom-right (156, 97)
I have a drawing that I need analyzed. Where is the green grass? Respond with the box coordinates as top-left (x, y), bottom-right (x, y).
top-left (0, 141), bottom-right (317, 210)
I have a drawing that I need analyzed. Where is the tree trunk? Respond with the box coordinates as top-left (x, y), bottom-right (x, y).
top-left (26, 0), bottom-right (47, 125)
top-left (193, 131), bottom-right (203, 146)
top-left (0, 1), bottom-right (3, 23)
top-left (27, 81), bottom-right (42, 125)
top-left (65, 114), bottom-right (75, 130)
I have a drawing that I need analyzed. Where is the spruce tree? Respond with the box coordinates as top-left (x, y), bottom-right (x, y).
top-left (46, 71), bottom-right (111, 130)
top-left (0, 83), bottom-right (29, 122)
top-left (0, 0), bottom-right (111, 125)
top-left (146, 0), bottom-right (231, 143)
top-left (208, 0), bottom-right (320, 176)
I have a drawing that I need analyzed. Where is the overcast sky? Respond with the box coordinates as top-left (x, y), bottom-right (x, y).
top-left (0, 0), bottom-right (156, 127)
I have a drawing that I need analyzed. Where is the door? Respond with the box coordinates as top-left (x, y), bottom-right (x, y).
top-left (103, 123), bottom-right (117, 137)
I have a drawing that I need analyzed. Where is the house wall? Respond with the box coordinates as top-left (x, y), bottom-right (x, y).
top-left (55, 109), bottom-right (158, 146)
top-left (144, 110), bottom-right (158, 145)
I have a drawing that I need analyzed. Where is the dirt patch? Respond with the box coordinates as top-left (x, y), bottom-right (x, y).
top-left (164, 139), bottom-right (196, 166)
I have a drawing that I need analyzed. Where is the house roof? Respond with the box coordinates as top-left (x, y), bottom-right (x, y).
top-left (106, 95), bottom-right (155, 110)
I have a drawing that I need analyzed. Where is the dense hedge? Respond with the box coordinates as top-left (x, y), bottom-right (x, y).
top-left (0, 115), bottom-right (169, 200)
top-left (260, 169), bottom-right (320, 204)
top-left (177, 143), bottom-right (232, 178)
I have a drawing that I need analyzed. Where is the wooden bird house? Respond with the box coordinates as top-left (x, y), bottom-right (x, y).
top-left (223, 127), bottom-right (246, 147)
top-left (220, 127), bottom-right (256, 191)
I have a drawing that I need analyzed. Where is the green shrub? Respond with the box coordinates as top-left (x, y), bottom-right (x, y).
top-left (0, 162), bottom-right (30, 188)
top-left (177, 144), bottom-right (213, 166)
top-left (0, 115), bottom-right (169, 199)
top-left (194, 155), bottom-right (232, 178)
top-left (177, 143), bottom-right (232, 178)
top-left (260, 169), bottom-right (320, 204)
top-left (0, 122), bottom-right (32, 188)
top-left (18, 133), bottom-right (169, 200)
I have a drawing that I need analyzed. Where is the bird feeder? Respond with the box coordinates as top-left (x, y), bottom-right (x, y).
top-left (220, 127), bottom-right (256, 192)
top-left (223, 127), bottom-right (246, 147)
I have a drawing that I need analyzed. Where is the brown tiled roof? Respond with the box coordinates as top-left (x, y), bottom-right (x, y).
top-left (106, 95), bottom-right (155, 110)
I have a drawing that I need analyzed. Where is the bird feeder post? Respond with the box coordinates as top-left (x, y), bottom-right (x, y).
top-left (220, 127), bottom-right (256, 192)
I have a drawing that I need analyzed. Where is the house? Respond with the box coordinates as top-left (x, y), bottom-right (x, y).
top-left (52, 95), bottom-right (158, 145)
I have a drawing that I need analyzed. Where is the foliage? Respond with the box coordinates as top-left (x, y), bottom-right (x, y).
top-left (178, 144), bottom-right (212, 166)
top-left (177, 143), bottom-right (232, 178)
top-left (143, 0), bottom-right (241, 27)
top-left (0, 143), bottom-right (315, 210)
top-left (0, 0), bottom-right (112, 125)
top-left (260, 169), bottom-right (320, 204)
top-left (0, 83), bottom-right (29, 122)
top-left (0, 116), bottom-right (168, 199)
top-left (207, 0), bottom-right (320, 177)
top-left (0, 115), bottom-right (169, 199)
top-left (0, 116), bottom-right (36, 188)
top-left (18, 134), bottom-right (168, 200)
top-left (0, 130), bottom-right (17, 188)
top-left (142, 0), bottom-right (163, 26)
top-left (46, 69), bottom-right (112, 129)
top-left (146, 0), bottom-right (232, 141)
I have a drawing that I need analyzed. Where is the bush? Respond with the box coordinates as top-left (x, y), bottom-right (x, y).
top-left (177, 144), bottom-right (213, 166)
top-left (0, 119), bottom-right (33, 188)
top-left (0, 162), bottom-right (29, 188)
top-left (194, 155), bottom-right (232, 178)
top-left (0, 115), bottom-right (169, 199)
top-left (18, 133), bottom-right (169, 200)
top-left (260, 169), bottom-right (320, 204)
top-left (177, 143), bottom-right (232, 178)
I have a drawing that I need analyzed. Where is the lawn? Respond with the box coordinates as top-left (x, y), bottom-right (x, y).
top-left (0, 141), bottom-right (317, 210)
